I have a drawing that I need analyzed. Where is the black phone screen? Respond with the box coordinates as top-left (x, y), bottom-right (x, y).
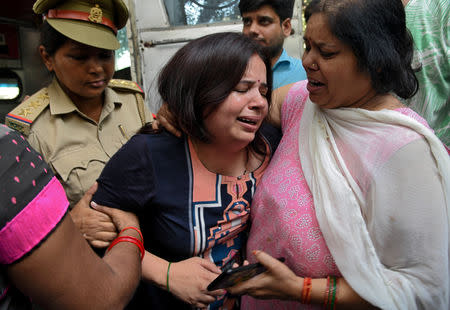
top-left (207, 257), bottom-right (285, 291)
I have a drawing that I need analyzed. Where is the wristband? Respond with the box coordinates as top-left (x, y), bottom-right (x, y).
top-left (166, 262), bottom-right (172, 292)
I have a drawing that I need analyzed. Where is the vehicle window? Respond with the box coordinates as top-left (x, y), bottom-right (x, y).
top-left (163, 0), bottom-right (240, 26)
top-left (0, 69), bottom-right (21, 101)
top-left (115, 28), bottom-right (131, 71)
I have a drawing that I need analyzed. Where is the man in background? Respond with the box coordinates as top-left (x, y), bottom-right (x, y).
top-left (402, 0), bottom-right (449, 148)
top-left (239, 0), bottom-right (307, 89)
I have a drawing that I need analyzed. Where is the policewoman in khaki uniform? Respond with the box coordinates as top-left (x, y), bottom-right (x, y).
top-left (5, 0), bottom-right (152, 247)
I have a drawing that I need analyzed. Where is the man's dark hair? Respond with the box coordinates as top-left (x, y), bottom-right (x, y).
top-left (239, 0), bottom-right (295, 22)
top-left (305, 0), bottom-right (418, 99)
top-left (154, 32), bottom-right (272, 154)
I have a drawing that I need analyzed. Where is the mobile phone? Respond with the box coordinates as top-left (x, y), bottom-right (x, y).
top-left (207, 257), bottom-right (285, 291)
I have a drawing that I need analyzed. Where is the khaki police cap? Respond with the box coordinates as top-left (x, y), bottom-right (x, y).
top-left (33, 0), bottom-right (129, 50)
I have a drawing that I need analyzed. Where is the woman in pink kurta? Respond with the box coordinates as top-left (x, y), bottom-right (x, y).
top-left (228, 0), bottom-right (449, 308)
top-left (242, 80), bottom-right (445, 309)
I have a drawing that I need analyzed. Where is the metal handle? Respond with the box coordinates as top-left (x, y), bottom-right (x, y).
top-left (143, 38), bottom-right (192, 48)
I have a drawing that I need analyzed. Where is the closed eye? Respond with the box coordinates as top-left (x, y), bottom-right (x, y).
top-left (259, 85), bottom-right (268, 97)
top-left (69, 54), bottom-right (88, 61)
top-left (320, 52), bottom-right (336, 58)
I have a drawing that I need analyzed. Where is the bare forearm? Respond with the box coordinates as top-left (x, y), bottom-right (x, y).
top-left (8, 217), bottom-right (142, 310)
top-left (100, 230), bottom-right (143, 309)
top-left (141, 250), bottom-right (170, 289)
top-left (267, 83), bottom-right (293, 128)
top-left (292, 277), bottom-right (376, 309)
top-left (140, 252), bottom-right (223, 308)
top-left (226, 251), bottom-right (376, 309)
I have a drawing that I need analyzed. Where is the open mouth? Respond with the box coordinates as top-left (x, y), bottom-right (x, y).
top-left (237, 117), bottom-right (257, 125)
top-left (309, 79), bottom-right (324, 87)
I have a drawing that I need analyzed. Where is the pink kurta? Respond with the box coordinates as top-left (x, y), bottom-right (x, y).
top-left (243, 81), bottom-right (432, 309)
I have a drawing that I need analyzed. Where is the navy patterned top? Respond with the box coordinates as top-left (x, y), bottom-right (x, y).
top-left (94, 124), bottom-right (280, 310)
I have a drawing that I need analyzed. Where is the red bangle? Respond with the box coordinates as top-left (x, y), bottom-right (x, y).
top-left (120, 226), bottom-right (144, 243)
top-left (107, 236), bottom-right (145, 261)
top-left (301, 277), bottom-right (312, 304)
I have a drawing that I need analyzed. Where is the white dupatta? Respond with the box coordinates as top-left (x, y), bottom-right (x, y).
top-left (299, 98), bottom-right (450, 309)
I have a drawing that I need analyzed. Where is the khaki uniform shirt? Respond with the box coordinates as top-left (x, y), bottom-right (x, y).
top-left (23, 79), bottom-right (152, 207)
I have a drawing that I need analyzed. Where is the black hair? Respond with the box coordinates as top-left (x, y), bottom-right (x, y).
top-left (147, 32), bottom-right (272, 155)
top-left (239, 0), bottom-right (295, 22)
top-left (39, 21), bottom-right (69, 56)
top-left (305, 0), bottom-right (418, 99)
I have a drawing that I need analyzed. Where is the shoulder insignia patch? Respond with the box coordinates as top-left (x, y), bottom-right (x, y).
top-left (108, 79), bottom-right (144, 95)
top-left (5, 88), bottom-right (50, 136)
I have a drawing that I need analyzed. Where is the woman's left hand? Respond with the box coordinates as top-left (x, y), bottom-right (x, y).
top-left (90, 201), bottom-right (139, 232)
top-left (226, 250), bottom-right (301, 301)
top-left (70, 183), bottom-right (118, 248)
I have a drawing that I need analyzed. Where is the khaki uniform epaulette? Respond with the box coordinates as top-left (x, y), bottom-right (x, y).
top-left (108, 79), bottom-right (148, 126)
top-left (5, 88), bottom-right (50, 136)
top-left (108, 79), bottom-right (145, 98)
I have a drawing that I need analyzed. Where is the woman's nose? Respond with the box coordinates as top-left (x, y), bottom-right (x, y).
top-left (87, 57), bottom-right (103, 74)
top-left (302, 52), bottom-right (318, 71)
top-left (249, 90), bottom-right (267, 110)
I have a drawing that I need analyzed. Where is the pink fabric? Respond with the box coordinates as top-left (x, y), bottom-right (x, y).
top-left (394, 107), bottom-right (450, 154)
top-left (244, 81), bottom-right (340, 309)
top-left (395, 107), bottom-right (430, 128)
top-left (243, 81), bottom-right (432, 309)
top-left (0, 177), bottom-right (68, 264)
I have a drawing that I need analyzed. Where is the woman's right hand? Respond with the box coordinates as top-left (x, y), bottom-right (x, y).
top-left (169, 257), bottom-right (225, 308)
top-left (225, 250), bottom-right (301, 300)
top-left (153, 102), bottom-right (182, 137)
